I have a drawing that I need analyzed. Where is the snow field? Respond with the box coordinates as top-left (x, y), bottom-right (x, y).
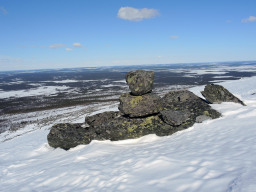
top-left (0, 77), bottom-right (256, 192)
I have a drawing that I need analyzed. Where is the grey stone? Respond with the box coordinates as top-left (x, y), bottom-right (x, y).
top-left (201, 84), bottom-right (245, 106)
top-left (160, 110), bottom-right (190, 126)
top-left (118, 93), bottom-right (162, 117)
top-left (161, 90), bottom-right (221, 124)
top-left (126, 70), bottom-right (154, 96)
top-left (90, 114), bottom-right (175, 141)
top-left (85, 111), bottom-right (121, 127)
top-left (47, 123), bottom-right (91, 150)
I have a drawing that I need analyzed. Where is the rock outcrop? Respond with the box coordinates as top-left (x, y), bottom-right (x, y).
top-left (201, 84), bottom-right (245, 106)
top-left (47, 70), bottom-right (239, 150)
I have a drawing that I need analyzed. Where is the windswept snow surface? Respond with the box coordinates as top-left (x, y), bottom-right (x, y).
top-left (1, 77), bottom-right (256, 192)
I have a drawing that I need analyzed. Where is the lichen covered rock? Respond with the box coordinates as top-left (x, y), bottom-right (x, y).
top-left (118, 93), bottom-right (161, 117)
top-left (90, 115), bottom-right (175, 141)
top-left (201, 84), bottom-right (245, 105)
top-left (126, 70), bottom-right (154, 96)
top-left (47, 123), bottom-right (91, 150)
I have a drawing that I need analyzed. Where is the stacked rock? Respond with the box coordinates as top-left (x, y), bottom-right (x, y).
top-left (48, 69), bottom-right (247, 150)
top-left (118, 70), bottom-right (162, 117)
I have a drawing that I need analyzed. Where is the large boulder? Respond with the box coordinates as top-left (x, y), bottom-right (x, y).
top-left (118, 93), bottom-right (162, 117)
top-left (201, 84), bottom-right (245, 105)
top-left (126, 70), bottom-right (154, 96)
top-left (47, 123), bottom-right (91, 150)
top-left (161, 90), bottom-right (221, 124)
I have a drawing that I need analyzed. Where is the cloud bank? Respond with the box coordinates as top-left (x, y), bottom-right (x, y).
top-left (118, 7), bottom-right (159, 21)
top-left (242, 16), bottom-right (256, 23)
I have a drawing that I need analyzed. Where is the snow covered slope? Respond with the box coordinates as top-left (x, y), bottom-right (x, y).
top-left (1, 77), bottom-right (256, 192)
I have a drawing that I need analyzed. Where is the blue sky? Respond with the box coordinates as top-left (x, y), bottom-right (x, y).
top-left (0, 0), bottom-right (256, 71)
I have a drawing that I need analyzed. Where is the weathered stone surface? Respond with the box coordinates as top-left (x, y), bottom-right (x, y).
top-left (47, 123), bottom-right (91, 150)
top-left (85, 111), bottom-right (121, 127)
top-left (196, 115), bottom-right (212, 123)
top-left (160, 110), bottom-right (190, 126)
top-left (119, 93), bottom-right (161, 117)
top-left (89, 115), bottom-right (175, 141)
top-left (161, 90), bottom-right (221, 124)
top-left (88, 111), bottom-right (204, 141)
top-left (126, 70), bottom-right (154, 96)
top-left (201, 84), bottom-right (245, 105)
top-left (48, 110), bottom-right (200, 150)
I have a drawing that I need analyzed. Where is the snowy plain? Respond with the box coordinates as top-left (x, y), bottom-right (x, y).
top-left (1, 76), bottom-right (256, 192)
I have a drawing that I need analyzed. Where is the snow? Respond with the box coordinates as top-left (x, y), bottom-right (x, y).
top-left (170, 64), bottom-right (256, 77)
top-left (187, 70), bottom-right (228, 75)
top-left (101, 84), bottom-right (127, 88)
top-left (43, 79), bottom-right (111, 83)
top-left (1, 77), bottom-right (256, 192)
top-left (45, 79), bottom-right (80, 83)
top-left (213, 76), bottom-right (234, 79)
top-left (0, 85), bottom-right (74, 99)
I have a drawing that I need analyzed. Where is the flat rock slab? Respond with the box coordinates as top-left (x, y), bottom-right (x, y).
top-left (119, 93), bottom-right (162, 117)
top-left (126, 70), bottom-right (154, 96)
top-left (201, 84), bottom-right (246, 105)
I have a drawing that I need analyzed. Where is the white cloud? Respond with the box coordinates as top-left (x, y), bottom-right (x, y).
top-left (117, 7), bottom-right (159, 21)
top-left (49, 44), bottom-right (66, 49)
top-left (0, 6), bottom-right (7, 15)
top-left (170, 35), bottom-right (179, 39)
top-left (242, 16), bottom-right (256, 23)
top-left (65, 48), bottom-right (72, 51)
top-left (73, 42), bottom-right (83, 48)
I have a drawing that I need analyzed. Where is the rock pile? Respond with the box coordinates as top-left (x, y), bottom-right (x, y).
top-left (119, 70), bottom-right (161, 117)
top-left (47, 70), bottom-right (243, 150)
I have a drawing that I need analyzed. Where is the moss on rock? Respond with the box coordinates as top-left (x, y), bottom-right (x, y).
top-left (119, 93), bottom-right (161, 117)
